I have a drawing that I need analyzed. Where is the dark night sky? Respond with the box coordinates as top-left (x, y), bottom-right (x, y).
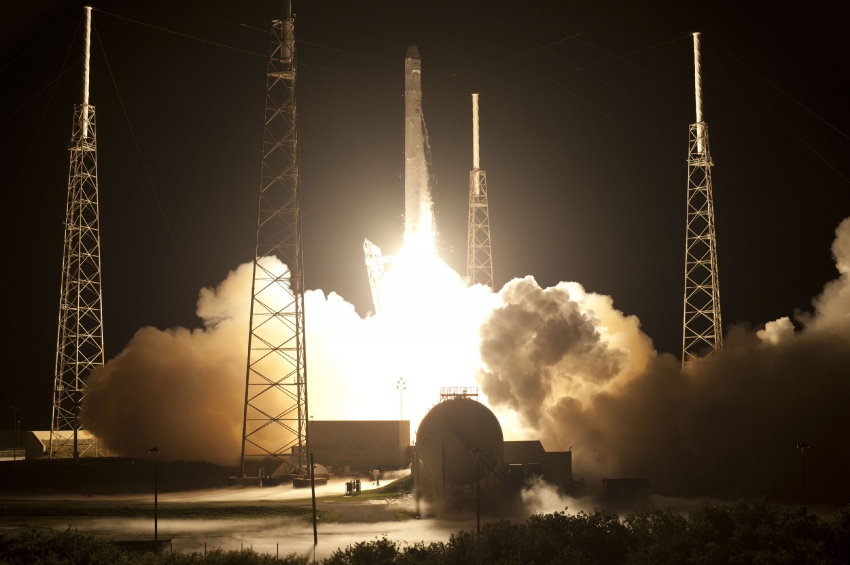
top-left (1, 0), bottom-right (849, 430)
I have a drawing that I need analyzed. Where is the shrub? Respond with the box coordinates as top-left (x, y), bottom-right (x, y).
top-left (0, 529), bottom-right (307, 565)
top-left (1, 500), bottom-right (848, 565)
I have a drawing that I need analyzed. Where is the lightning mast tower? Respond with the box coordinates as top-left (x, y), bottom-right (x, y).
top-left (240, 1), bottom-right (309, 477)
top-left (467, 93), bottom-right (494, 290)
top-left (49, 6), bottom-right (105, 459)
top-left (682, 32), bottom-right (722, 367)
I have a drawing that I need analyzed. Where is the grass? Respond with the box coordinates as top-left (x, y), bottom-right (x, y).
top-left (0, 529), bottom-right (310, 564)
top-left (318, 475), bottom-right (412, 503)
top-left (392, 509), bottom-right (416, 522)
top-left (2, 499), bottom-right (847, 564)
top-left (0, 502), bottom-right (338, 528)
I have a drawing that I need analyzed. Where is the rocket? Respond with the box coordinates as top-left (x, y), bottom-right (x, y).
top-left (404, 45), bottom-right (433, 245)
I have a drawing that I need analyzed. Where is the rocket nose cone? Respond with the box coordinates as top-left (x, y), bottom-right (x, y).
top-left (406, 45), bottom-right (420, 60)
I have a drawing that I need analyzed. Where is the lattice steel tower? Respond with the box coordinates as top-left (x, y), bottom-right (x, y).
top-left (682, 32), bottom-right (722, 367)
top-left (467, 93), bottom-right (494, 290)
top-left (240, 2), bottom-right (309, 478)
top-left (50, 7), bottom-right (105, 459)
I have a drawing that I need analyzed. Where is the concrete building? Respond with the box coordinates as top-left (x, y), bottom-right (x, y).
top-left (504, 440), bottom-right (571, 487)
top-left (24, 430), bottom-right (103, 459)
top-left (307, 420), bottom-right (410, 473)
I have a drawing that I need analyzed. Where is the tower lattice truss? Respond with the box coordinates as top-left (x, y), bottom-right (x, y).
top-left (467, 169), bottom-right (494, 290)
top-left (240, 17), bottom-right (308, 478)
top-left (363, 239), bottom-right (387, 314)
top-left (50, 103), bottom-right (105, 458)
top-left (682, 122), bottom-right (722, 365)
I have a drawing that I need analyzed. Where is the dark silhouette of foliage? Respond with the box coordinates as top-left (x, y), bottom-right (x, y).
top-left (327, 499), bottom-right (850, 565)
top-left (1, 500), bottom-right (848, 564)
top-left (0, 529), bottom-right (308, 565)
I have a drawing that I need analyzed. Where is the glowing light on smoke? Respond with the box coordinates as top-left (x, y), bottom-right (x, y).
top-left (307, 236), bottom-right (499, 434)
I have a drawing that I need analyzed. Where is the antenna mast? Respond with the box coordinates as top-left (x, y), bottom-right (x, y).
top-left (50, 5), bottom-right (105, 458)
top-left (467, 93), bottom-right (494, 290)
top-left (682, 32), bottom-right (722, 367)
top-left (239, 1), bottom-right (309, 478)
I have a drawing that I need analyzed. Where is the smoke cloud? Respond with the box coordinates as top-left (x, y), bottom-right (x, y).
top-left (84, 203), bottom-right (850, 504)
top-left (83, 262), bottom-right (253, 464)
top-left (82, 253), bottom-right (494, 464)
top-left (478, 218), bottom-right (850, 504)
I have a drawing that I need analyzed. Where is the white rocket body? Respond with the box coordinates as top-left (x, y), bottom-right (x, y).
top-left (404, 46), bottom-right (434, 246)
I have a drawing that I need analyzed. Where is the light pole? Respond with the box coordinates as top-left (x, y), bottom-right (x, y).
top-left (310, 453), bottom-right (318, 552)
top-left (9, 407), bottom-right (19, 463)
top-left (73, 391), bottom-right (81, 464)
top-left (149, 447), bottom-right (159, 543)
top-left (396, 378), bottom-right (406, 421)
top-left (797, 442), bottom-right (809, 514)
top-left (470, 447), bottom-right (481, 533)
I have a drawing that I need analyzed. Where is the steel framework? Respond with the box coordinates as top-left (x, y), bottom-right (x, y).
top-left (240, 11), bottom-right (309, 478)
top-left (50, 6), bottom-right (105, 459)
top-left (467, 94), bottom-right (494, 290)
top-left (363, 238), bottom-right (387, 314)
top-left (682, 32), bottom-right (722, 366)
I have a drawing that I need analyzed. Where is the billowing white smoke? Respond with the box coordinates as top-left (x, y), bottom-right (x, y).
top-left (83, 218), bottom-right (850, 502)
top-left (82, 250), bottom-right (497, 465)
top-left (478, 218), bottom-right (850, 502)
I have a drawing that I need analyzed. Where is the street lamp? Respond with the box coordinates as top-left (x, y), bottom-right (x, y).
top-left (8, 407), bottom-right (19, 464)
top-left (73, 391), bottom-right (81, 464)
top-left (396, 378), bottom-right (406, 421)
top-left (797, 442), bottom-right (810, 513)
top-left (470, 447), bottom-right (481, 533)
top-left (149, 447), bottom-right (160, 543)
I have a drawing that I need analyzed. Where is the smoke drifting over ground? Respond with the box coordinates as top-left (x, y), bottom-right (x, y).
top-left (83, 262), bottom-right (253, 464)
top-left (82, 253), bottom-right (493, 464)
top-left (84, 217), bottom-right (850, 503)
top-left (479, 219), bottom-right (850, 503)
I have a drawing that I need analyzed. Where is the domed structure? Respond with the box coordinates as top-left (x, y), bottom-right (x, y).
top-left (416, 397), bottom-right (503, 485)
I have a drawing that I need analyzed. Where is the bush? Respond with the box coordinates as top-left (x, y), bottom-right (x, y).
top-left (323, 538), bottom-right (399, 565)
top-left (2, 500), bottom-right (848, 564)
top-left (0, 529), bottom-right (308, 565)
top-left (325, 499), bottom-right (850, 565)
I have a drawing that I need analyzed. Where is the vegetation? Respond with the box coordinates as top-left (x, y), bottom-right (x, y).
top-left (319, 474), bottom-right (412, 503)
top-left (0, 529), bottom-right (309, 565)
top-left (327, 499), bottom-right (850, 565)
top-left (0, 458), bottom-right (238, 494)
top-left (0, 499), bottom-right (847, 564)
top-left (372, 475), bottom-right (412, 495)
top-left (0, 503), bottom-right (336, 523)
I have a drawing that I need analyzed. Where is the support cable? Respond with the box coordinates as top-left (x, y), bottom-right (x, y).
top-left (479, 36), bottom-right (692, 93)
top-left (0, 10), bottom-right (78, 76)
top-left (79, 10), bottom-right (399, 67)
top-left (239, 23), bottom-right (396, 64)
top-left (451, 33), bottom-right (580, 76)
top-left (706, 37), bottom-right (850, 143)
top-left (0, 16), bottom-right (83, 230)
top-left (303, 98), bottom-right (467, 215)
top-left (0, 1), bottom-right (160, 127)
top-left (114, 97), bottom-right (466, 341)
top-left (464, 6), bottom-right (688, 139)
top-left (705, 43), bottom-right (805, 189)
top-left (93, 9), bottom-right (395, 82)
top-left (94, 23), bottom-right (188, 273)
top-left (710, 44), bottom-right (850, 186)
top-left (93, 9), bottom-right (267, 57)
